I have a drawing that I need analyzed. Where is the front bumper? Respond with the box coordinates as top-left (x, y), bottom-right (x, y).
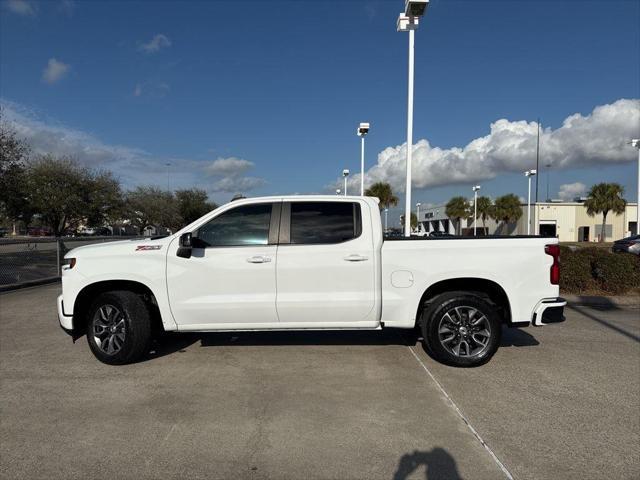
top-left (57, 294), bottom-right (74, 334)
top-left (532, 297), bottom-right (567, 326)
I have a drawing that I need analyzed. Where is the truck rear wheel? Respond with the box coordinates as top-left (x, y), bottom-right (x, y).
top-left (86, 290), bottom-right (151, 365)
top-left (420, 292), bottom-right (501, 367)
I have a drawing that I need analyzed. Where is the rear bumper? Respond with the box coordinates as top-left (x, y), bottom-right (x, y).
top-left (57, 294), bottom-right (74, 333)
top-left (532, 297), bottom-right (566, 326)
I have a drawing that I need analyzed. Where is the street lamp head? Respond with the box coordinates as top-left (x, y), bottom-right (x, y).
top-left (416, 202), bottom-right (421, 207)
top-left (342, 169), bottom-right (350, 177)
top-left (472, 185), bottom-right (481, 192)
top-left (336, 189), bottom-right (341, 195)
top-left (357, 122), bottom-right (370, 137)
top-left (525, 169), bottom-right (537, 177)
top-left (404, 0), bottom-right (429, 17)
top-left (631, 139), bottom-right (640, 149)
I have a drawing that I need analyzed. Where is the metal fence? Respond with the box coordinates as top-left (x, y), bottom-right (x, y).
top-left (0, 236), bottom-right (141, 290)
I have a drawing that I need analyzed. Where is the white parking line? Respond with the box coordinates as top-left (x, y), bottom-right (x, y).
top-left (407, 346), bottom-right (515, 480)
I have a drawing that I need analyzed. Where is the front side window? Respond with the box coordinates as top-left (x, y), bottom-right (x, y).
top-left (196, 203), bottom-right (272, 247)
top-left (290, 202), bottom-right (361, 244)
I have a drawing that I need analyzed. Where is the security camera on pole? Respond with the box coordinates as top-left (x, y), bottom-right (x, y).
top-left (472, 185), bottom-right (481, 236)
top-left (357, 123), bottom-right (370, 196)
top-left (397, 0), bottom-right (429, 237)
top-left (525, 170), bottom-right (537, 235)
top-left (342, 169), bottom-right (350, 196)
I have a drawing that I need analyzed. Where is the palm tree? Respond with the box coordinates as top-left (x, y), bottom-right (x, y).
top-left (492, 194), bottom-right (522, 233)
top-left (445, 196), bottom-right (470, 235)
top-left (475, 196), bottom-right (493, 233)
top-left (584, 183), bottom-right (626, 242)
top-left (364, 182), bottom-right (399, 211)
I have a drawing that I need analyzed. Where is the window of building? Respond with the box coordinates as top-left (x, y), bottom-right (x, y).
top-left (290, 202), bottom-right (361, 244)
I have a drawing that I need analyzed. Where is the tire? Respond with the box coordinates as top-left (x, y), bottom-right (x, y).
top-left (420, 292), bottom-right (501, 367)
top-left (86, 290), bottom-right (152, 365)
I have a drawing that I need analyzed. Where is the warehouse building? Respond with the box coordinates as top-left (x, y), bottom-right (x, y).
top-left (417, 201), bottom-right (638, 242)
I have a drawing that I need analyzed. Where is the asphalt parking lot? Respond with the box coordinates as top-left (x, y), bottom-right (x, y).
top-left (1, 285), bottom-right (638, 480)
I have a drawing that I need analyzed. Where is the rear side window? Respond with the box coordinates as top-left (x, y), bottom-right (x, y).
top-left (290, 202), bottom-right (361, 244)
top-left (196, 203), bottom-right (272, 247)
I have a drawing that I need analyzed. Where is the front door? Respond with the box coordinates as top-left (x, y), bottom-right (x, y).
top-left (166, 201), bottom-right (280, 328)
top-left (275, 200), bottom-right (376, 325)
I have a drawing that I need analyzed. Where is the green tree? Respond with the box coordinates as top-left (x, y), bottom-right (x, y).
top-left (125, 186), bottom-right (178, 233)
top-left (175, 188), bottom-right (217, 226)
top-left (364, 182), bottom-right (399, 210)
top-left (445, 196), bottom-right (470, 235)
top-left (492, 194), bottom-right (523, 232)
top-left (26, 155), bottom-right (122, 236)
top-left (475, 196), bottom-right (493, 232)
top-left (584, 183), bottom-right (626, 242)
top-left (0, 115), bottom-right (33, 230)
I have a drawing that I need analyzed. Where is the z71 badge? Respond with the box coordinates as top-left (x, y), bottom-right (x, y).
top-left (135, 245), bottom-right (162, 251)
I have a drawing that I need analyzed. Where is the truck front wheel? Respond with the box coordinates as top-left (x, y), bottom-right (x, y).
top-left (420, 292), bottom-right (501, 367)
top-left (86, 290), bottom-right (152, 365)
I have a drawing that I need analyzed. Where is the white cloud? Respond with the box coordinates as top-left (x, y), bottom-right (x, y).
top-left (132, 81), bottom-right (169, 98)
top-left (211, 176), bottom-right (267, 193)
top-left (0, 100), bottom-right (267, 199)
top-left (139, 34), bottom-right (172, 53)
top-left (4, 0), bottom-right (37, 16)
top-left (204, 157), bottom-right (254, 176)
top-left (335, 99), bottom-right (640, 193)
top-left (42, 58), bottom-right (70, 84)
top-left (203, 157), bottom-right (266, 193)
top-left (558, 182), bottom-right (587, 201)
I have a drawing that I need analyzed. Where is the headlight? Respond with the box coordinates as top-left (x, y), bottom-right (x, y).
top-left (62, 258), bottom-right (77, 270)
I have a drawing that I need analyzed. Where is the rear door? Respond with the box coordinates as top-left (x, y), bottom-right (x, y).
top-left (275, 200), bottom-right (376, 324)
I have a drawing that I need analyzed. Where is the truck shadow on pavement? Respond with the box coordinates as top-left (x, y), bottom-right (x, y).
top-left (393, 448), bottom-right (464, 480)
top-left (146, 326), bottom-right (538, 362)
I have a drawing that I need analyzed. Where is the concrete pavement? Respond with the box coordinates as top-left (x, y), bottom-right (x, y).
top-left (1, 284), bottom-right (638, 480)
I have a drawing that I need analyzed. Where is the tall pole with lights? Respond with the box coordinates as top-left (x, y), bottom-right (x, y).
top-left (631, 139), bottom-right (640, 234)
top-left (384, 208), bottom-right (389, 232)
top-left (398, 0), bottom-right (429, 237)
top-left (357, 123), bottom-right (370, 196)
top-left (472, 185), bottom-right (481, 236)
top-left (525, 170), bottom-right (537, 235)
top-left (342, 169), bottom-right (350, 196)
top-left (416, 202), bottom-right (421, 233)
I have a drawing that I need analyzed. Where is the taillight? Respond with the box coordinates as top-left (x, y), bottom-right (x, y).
top-left (545, 244), bottom-right (560, 285)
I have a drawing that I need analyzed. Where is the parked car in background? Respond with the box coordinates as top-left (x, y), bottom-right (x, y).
top-left (58, 196), bottom-right (565, 368)
top-left (612, 235), bottom-right (640, 255)
top-left (0, 227), bottom-right (8, 237)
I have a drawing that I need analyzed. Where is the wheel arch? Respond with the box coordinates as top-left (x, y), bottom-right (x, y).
top-left (416, 277), bottom-right (512, 326)
top-left (72, 280), bottom-right (163, 337)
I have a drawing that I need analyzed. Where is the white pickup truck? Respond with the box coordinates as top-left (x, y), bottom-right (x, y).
top-left (57, 195), bottom-right (565, 367)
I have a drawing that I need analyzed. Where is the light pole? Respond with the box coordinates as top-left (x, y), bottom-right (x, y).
top-left (357, 123), bottom-right (370, 196)
top-left (416, 202), bottom-right (421, 233)
top-left (631, 140), bottom-right (640, 235)
top-left (525, 170), bottom-right (537, 235)
top-left (398, 0), bottom-right (429, 237)
top-left (472, 185), bottom-right (481, 236)
top-left (342, 169), bottom-right (350, 196)
top-left (384, 208), bottom-right (389, 232)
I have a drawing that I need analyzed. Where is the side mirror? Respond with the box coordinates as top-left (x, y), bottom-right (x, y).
top-left (177, 232), bottom-right (192, 258)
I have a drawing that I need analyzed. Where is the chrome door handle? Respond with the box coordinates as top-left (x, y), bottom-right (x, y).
top-left (344, 254), bottom-right (368, 262)
top-left (247, 255), bottom-right (271, 263)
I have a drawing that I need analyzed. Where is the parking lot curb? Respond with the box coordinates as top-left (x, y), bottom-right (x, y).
top-left (565, 294), bottom-right (639, 308)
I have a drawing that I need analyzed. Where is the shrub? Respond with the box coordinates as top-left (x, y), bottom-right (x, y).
top-left (591, 252), bottom-right (640, 295)
top-left (559, 247), bottom-right (596, 293)
top-left (559, 245), bottom-right (640, 295)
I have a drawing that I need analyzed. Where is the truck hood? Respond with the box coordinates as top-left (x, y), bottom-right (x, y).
top-left (64, 237), bottom-right (173, 258)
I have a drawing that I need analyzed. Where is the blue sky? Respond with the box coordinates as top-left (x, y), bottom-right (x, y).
top-left (1, 0), bottom-right (639, 220)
